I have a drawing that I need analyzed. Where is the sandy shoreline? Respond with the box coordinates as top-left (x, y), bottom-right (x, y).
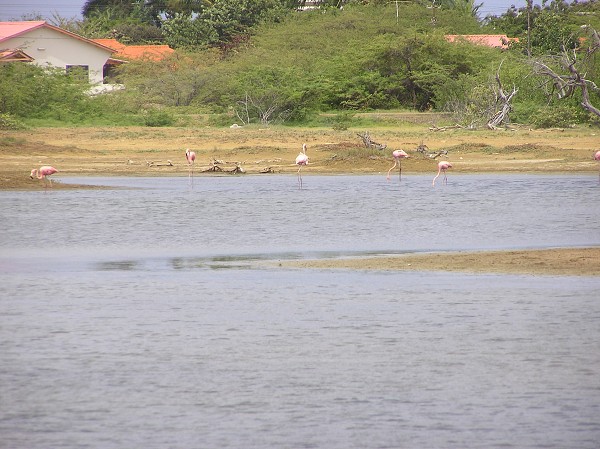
top-left (280, 247), bottom-right (600, 276)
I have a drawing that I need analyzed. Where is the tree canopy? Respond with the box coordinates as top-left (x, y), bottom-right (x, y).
top-left (3, 0), bottom-right (599, 128)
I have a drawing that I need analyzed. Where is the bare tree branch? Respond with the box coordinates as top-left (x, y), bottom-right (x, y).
top-left (487, 60), bottom-right (518, 130)
top-left (532, 26), bottom-right (600, 119)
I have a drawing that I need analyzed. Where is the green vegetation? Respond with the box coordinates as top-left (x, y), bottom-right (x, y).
top-left (2, 0), bottom-right (600, 129)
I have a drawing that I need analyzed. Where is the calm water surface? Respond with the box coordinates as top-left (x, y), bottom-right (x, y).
top-left (1, 174), bottom-right (599, 448)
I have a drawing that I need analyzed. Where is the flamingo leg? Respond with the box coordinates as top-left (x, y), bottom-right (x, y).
top-left (297, 167), bottom-right (303, 189)
top-left (386, 161), bottom-right (398, 180)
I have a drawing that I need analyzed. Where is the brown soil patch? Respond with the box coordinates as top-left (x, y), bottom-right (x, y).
top-left (1, 123), bottom-right (599, 189)
top-left (282, 247), bottom-right (600, 276)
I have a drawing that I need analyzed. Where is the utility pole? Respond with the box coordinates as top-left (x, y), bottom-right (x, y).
top-left (388, 1), bottom-right (410, 25)
top-left (527, 0), bottom-right (532, 58)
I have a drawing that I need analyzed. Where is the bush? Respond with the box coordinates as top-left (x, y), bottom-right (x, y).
top-left (143, 110), bottom-right (175, 127)
top-left (529, 104), bottom-right (589, 128)
top-left (0, 113), bottom-right (26, 130)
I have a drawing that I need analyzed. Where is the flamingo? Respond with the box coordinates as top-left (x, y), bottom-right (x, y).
top-left (595, 150), bottom-right (600, 182)
top-left (432, 160), bottom-right (452, 186)
top-left (185, 149), bottom-right (196, 183)
top-left (296, 143), bottom-right (309, 189)
top-left (386, 149), bottom-right (409, 181)
top-left (30, 166), bottom-right (58, 189)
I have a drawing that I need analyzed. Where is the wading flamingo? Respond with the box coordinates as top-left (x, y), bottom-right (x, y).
top-left (30, 166), bottom-right (58, 189)
top-left (185, 149), bottom-right (196, 183)
top-left (296, 143), bottom-right (309, 189)
top-left (595, 150), bottom-right (600, 182)
top-left (432, 161), bottom-right (452, 186)
top-left (386, 149), bottom-right (409, 181)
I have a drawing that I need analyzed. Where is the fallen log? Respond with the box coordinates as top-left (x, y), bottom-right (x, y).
top-left (145, 160), bottom-right (173, 167)
top-left (429, 124), bottom-right (464, 132)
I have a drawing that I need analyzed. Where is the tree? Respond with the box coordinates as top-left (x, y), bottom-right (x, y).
top-left (532, 26), bottom-right (600, 119)
top-left (437, 0), bottom-right (483, 18)
top-left (486, 60), bottom-right (518, 129)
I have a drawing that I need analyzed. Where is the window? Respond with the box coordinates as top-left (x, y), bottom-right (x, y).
top-left (66, 65), bottom-right (89, 81)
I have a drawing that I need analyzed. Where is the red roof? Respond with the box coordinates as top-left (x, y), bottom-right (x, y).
top-left (0, 21), bottom-right (114, 52)
top-left (93, 38), bottom-right (174, 61)
top-left (0, 20), bottom-right (45, 40)
top-left (445, 34), bottom-right (518, 49)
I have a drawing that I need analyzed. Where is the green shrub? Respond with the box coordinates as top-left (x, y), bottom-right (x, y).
top-left (0, 113), bottom-right (26, 130)
top-left (143, 110), bottom-right (175, 127)
top-left (530, 105), bottom-right (589, 128)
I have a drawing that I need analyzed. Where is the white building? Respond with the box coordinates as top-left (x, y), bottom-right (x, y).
top-left (0, 21), bottom-right (114, 84)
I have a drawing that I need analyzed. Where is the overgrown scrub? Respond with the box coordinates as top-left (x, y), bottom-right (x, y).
top-left (529, 104), bottom-right (591, 128)
top-left (143, 110), bottom-right (175, 127)
top-left (0, 113), bottom-right (26, 130)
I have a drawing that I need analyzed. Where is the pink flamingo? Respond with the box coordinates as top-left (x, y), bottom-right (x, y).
top-left (432, 161), bottom-right (452, 186)
top-left (30, 166), bottom-right (58, 189)
top-left (595, 150), bottom-right (600, 182)
top-left (185, 149), bottom-right (196, 183)
top-left (296, 143), bottom-right (309, 189)
top-left (386, 149), bottom-right (409, 181)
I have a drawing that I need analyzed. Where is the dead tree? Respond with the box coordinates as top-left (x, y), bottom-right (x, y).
top-left (487, 61), bottom-right (518, 130)
top-left (532, 26), bottom-right (600, 119)
top-left (356, 131), bottom-right (387, 150)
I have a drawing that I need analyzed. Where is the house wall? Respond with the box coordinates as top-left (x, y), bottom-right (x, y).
top-left (3, 27), bottom-right (112, 84)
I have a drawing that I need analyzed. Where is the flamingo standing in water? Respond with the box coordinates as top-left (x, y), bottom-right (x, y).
top-left (30, 166), bottom-right (58, 189)
top-left (595, 150), bottom-right (600, 182)
top-left (185, 149), bottom-right (196, 184)
top-left (296, 143), bottom-right (309, 189)
top-left (432, 161), bottom-right (452, 186)
top-left (386, 149), bottom-right (409, 181)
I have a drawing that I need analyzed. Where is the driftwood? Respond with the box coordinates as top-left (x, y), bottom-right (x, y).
top-left (415, 142), bottom-right (448, 159)
top-left (415, 143), bottom-right (430, 155)
top-left (145, 160), bottom-right (173, 167)
top-left (427, 150), bottom-right (449, 159)
top-left (356, 131), bottom-right (387, 150)
top-left (429, 124), bottom-right (465, 132)
top-left (202, 158), bottom-right (246, 174)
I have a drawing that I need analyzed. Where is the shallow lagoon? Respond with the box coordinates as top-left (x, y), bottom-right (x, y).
top-left (1, 174), bottom-right (599, 448)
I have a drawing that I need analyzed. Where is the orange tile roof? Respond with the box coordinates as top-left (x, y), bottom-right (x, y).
top-left (445, 34), bottom-right (518, 49)
top-left (93, 38), bottom-right (127, 53)
top-left (93, 38), bottom-right (174, 61)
